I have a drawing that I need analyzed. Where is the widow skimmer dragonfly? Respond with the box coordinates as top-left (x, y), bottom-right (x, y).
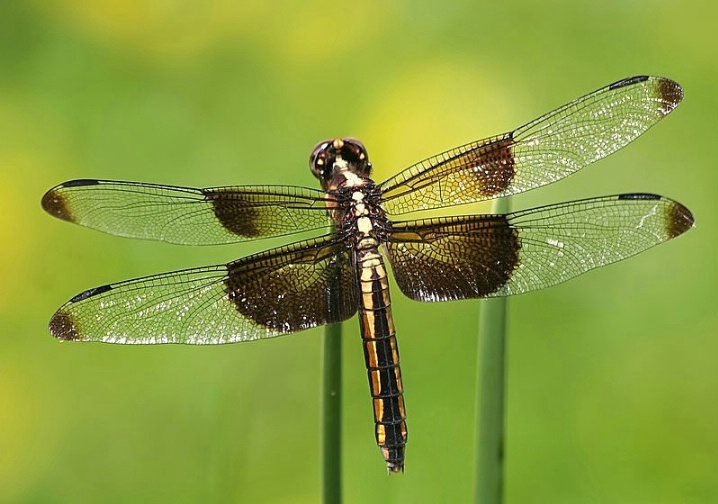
top-left (43, 75), bottom-right (693, 473)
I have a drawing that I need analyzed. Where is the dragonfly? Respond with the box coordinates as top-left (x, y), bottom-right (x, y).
top-left (42, 75), bottom-right (694, 473)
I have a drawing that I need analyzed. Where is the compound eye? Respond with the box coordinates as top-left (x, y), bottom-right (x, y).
top-left (341, 138), bottom-right (371, 175)
top-left (342, 138), bottom-right (367, 160)
top-left (309, 140), bottom-right (332, 180)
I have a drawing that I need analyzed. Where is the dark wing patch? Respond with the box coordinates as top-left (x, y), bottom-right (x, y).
top-left (41, 179), bottom-right (332, 245)
top-left (225, 238), bottom-right (358, 332)
top-left (380, 76), bottom-right (683, 214)
top-left (48, 235), bottom-right (358, 344)
top-left (386, 215), bottom-right (520, 301)
top-left (385, 194), bottom-right (694, 302)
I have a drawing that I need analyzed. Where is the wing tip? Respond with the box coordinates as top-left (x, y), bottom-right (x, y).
top-left (608, 75), bottom-right (683, 115)
top-left (41, 179), bottom-right (104, 222)
top-left (41, 188), bottom-right (74, 222)
top-left (49, 284), bottom-right (114, 341)
top-left (49, 310), bottom-right (84, 341)
top-left (656, 77), bottom-right (684, 114)
top-left (665, 199), bottom-right (695, 239)
top-left (618, 193), bottom-right (695, 239)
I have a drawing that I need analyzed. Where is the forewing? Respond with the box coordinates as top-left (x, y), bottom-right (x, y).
top-left (49, 235), bottom-right (359, 344)
top-left (42, 179), bottom-right (332, 245)
top-left (385, 194), bottom-right (694, 302)
top-left (380, 76), bottom-right (682, 214)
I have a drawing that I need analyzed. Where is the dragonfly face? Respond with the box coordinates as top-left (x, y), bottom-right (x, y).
top-left (310, 137), bottom-right (372, 188)
top-left (42, 75), bottom-right (694, 473)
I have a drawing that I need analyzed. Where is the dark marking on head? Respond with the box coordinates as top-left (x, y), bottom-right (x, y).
top-left (472, 134), bottom-right (516, 198)
top-left (70, 284), bottom-right (112, 303)
top-left (49, 311), bottom-right (82, 341)
top-left (609, 75), bottom-right (649, 90)
top-left (656, 78), bottom-right (684, 114)
top-left (41, 189), bottom-right (74, 222)
top-left (204, 189), bottom-right (260, 238)
top-left (665, 201), bottom-right (695, 239)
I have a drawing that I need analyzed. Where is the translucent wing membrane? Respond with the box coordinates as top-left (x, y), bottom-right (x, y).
top-left (49, 235), bottom-right (359, 344)
top-left (386, 194), bottom-right (694, 302)
top-left (380, 76), bottom-right (683, 214)
top-left (41, 179), bottom-right (332, 245)
top-left (44, 76), bottom-right (692, 347)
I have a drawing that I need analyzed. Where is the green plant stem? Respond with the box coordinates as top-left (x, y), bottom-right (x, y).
top-left (322, 322), bottom-right (342, 504)
top-left (475, 196), bottom-right (511, 504)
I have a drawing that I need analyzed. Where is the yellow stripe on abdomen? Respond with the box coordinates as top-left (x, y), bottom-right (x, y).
top-left (355, 247), bottom-right (408, 473)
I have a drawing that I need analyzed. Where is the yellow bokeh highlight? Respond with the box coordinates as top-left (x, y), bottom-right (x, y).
top-left (39, 0), bottom-right (271, 62)
top-left (360, 56), bottom-right (519, 216)
top-left (279, 0), bottom-right (391, 63)
top-left (37, 0), bottom-right (390, 65)
top-left (0, 364), bottom-right (57, 502)
top-left (0, 93), bottom-right (71, 308)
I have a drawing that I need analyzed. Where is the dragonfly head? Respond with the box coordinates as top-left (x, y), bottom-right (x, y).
top-left (310, 137), bottom-right (372, 189)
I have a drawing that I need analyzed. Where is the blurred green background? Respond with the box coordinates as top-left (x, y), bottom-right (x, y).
top-left (1, 1), bottom-right (716, 502)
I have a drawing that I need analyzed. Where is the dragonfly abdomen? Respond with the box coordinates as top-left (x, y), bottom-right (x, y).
top-left (355, 247), bottom-right (408, 473)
